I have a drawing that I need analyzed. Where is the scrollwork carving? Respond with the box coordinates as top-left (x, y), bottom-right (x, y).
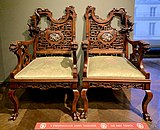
top-left (82, 40), bottom-right (89, 51)
top-left (11, 82), bottom-right (72, 90)
top-left (28, 7), bottom-right (76, 52)
top-left (88, 19), bottom-right (124, 51)
top-left (71, 42), bottom-right (78, 51)
top-left (9, 41), bottom-right (19, 53)
top-left (85, 6), bottom-right (133, 53)
top-left (140, 41), bottom-right (150, 53)
top-left (89, 82), bottom-right (143, 89)
top-left (9, 40), bottom-right (33, 69)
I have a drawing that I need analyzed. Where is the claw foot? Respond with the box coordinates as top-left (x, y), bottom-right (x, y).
top-left (80, 111), bottom-right (87, 119)
top-left (8, 113), bottom-right (18, 121)
top-left (143, 113), bottom-right (152, 121)
top-left (73, 112), bottom-right (80, 121)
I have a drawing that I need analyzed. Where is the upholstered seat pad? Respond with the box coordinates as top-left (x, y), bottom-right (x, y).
top-left (15, 57), bottom-right (73, 79)
top-left (87, 56), bottom-right (145, 79)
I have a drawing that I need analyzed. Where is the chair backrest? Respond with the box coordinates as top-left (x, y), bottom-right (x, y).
top-left (84, 6), bottom-right (133, 57)
top-left (28, 6), bottom-right (76, 57)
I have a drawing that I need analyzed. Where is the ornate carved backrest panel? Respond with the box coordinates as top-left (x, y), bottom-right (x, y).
top-left (28, 6), bottom-right (76, 56)
top-left (85, 6), bottom-right (133, 56)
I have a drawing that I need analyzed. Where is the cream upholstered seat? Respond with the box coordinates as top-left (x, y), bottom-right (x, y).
top-left (87, 56), bottom-right (145, 79)
top-left (15, 57), bottom-right (73, 79)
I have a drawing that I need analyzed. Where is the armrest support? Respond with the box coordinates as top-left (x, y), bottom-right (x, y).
top-left (82, 40), bottom-right (89, 77)
top-left (9, 39), bottom-right (35, 78)
top-left (127, 38), bottom-right (150, 78)
top-left (71, 41), bottom-right (78, 78)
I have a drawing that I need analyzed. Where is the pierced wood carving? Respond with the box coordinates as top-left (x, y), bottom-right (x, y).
top-left (28, 6), bottom-right (76, 52)
top-left (129, 40), bottom-right (150, 68)
top-left (9, 41), bottom-right (33, 69)
top-left (10, 82), bottom-right (72, 90)
top-left (85, 6), bottom-right (133, 54)
top-left (89, 82), bottom-right (144, 89)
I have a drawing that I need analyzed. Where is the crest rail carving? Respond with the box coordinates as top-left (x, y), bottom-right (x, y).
top-left (28, 6), bottom-right (76, 52)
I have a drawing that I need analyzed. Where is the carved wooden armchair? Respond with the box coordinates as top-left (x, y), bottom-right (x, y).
top-left (81, 6), bottom-right (153, 121)
top-left (8, 6), bottom-right (80, 121)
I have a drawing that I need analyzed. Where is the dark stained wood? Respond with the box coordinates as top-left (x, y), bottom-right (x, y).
top-left (8, 90), bottom-right (19, 121)
top-left (8, 6), bottom-right (79, 121)
top-left (142, 90), bottom-right (153, 121)
top-left (81, 6), bottom-right (152, 121)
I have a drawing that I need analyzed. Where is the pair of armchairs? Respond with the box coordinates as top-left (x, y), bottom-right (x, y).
top-left (9, 6), bottom-right (153, 121)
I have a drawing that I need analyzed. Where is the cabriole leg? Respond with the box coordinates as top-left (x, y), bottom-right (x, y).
top-left (80, 88), bottom-right (88, 119)
top-left (72, 89), bottom-right (80, 121)
top-left (8, 89), bottom-right (19, 121)
top-left (142, 90), bottom-right (153, 121)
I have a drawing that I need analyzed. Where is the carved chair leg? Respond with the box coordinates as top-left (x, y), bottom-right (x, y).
top-left (64, 92), bottom-right (71, 111)
top-left (142, 90), bottom-right (153, 121)
top-left (72, 89), bottom-right (80, 121)
top-left (8, 89), bottom-right (19, 121)
top-left (80, 88), bottom-right (88, 119)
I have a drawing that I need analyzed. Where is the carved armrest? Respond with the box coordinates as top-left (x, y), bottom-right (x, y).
top-left (127, 38), bottom-right (150, 77)
top-left (71, 42), bottom-right (78, 78)
top-left (9, 39), bottom-right (34, 78)
top-left (127, 38), bottom-right (150, 59)
top-left (82, 40), bottom-right (89, 77)
top-left (71, 41), bottom-right (78, 51)
top-left (82, 40), bottom-right (89, 51)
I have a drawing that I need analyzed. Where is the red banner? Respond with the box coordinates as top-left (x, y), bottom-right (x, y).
top-left (35, 122), bottom-right (149, 130)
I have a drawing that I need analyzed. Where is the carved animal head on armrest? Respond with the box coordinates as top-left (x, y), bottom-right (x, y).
top-left (140, 41), bottom-right (150, 53)
top-left (9, 42), bottom-right (19, 53)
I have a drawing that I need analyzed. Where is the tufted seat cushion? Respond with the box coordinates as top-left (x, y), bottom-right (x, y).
top-left (87, 56), bottom-right (145, 79)
top-left (15, 57), bottom-right (73, 79)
